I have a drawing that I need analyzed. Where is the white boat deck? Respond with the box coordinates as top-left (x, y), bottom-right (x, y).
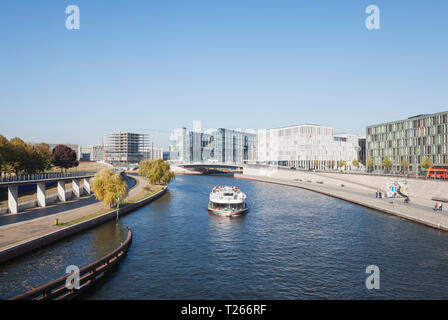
top-left (209, 186), bottom-right (246, 204)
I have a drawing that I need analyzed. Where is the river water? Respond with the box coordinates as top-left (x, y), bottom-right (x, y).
top-left (2, 174), bottom-right (448, 299)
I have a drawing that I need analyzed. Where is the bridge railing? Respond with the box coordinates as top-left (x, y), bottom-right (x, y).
top-left (178, 161), bottom-right (244, 167)
top-left (9, 229), bottom-right (132, 300)
top-left (0, 171), bottom-right (96, 184)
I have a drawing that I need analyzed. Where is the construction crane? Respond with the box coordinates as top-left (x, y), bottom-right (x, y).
top-left (138, 129), bottom-right (172, 159)
top-left (138, 129), bottom-right (171, 134)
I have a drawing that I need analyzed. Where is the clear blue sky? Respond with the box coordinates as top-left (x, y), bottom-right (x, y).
top-left (1, 0), bottom-right (447, 148)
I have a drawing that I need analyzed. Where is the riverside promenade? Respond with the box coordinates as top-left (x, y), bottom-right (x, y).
top-left (236, 172), bottom-right (448, 232)
top-left (0, 174), bottom-right (148, 257)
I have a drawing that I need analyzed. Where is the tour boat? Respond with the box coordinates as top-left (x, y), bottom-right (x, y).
top-left (208, 186), bottom-right (248, 217)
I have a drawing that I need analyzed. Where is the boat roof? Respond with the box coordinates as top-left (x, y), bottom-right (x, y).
top-left (210, 186), bottom-right (246, 204)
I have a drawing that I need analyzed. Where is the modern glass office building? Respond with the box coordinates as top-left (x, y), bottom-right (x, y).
top-left (170, 127), bottom-right (256, 164)
top-left (358, 137), bottom-right (366, 166)
top-left (257, 124), bottom-right (361, 169)
top-left (169, 128), bottom-right (212, 163)
top-left (366, 111), bottom-right (448, 171)
top-left (213, 128), bottom-right (256, 163)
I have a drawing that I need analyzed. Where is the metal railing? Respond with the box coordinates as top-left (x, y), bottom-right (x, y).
top-left (9, 229), bottom-right (132, 300)
top-left (0, 171), bottom-right (96, 184)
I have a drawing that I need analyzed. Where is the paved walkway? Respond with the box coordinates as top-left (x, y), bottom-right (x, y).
top-left (0, 174), bottom-right (147, 252)
top-left (236, 174), bottom-right (448, 232)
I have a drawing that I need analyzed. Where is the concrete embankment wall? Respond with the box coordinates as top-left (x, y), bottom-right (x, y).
top-left (314, 171), bottom-right (448, 202)
top-left (171, 165), bottom-right (202, 175)
top-left (243, 167), bottom-right (372, 191)
top-left (243, 167), bottom-right (448, 203)
top-left (0, 187), bottom-right (167, 264)
top-left (237, 173), bottom-right (448, 232)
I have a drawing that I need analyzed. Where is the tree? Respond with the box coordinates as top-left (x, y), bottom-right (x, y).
top-left (139, 159), bottom-right (174, 185)
top-left (400, 157), bottom-right (409, 172)
top-left (382, 157), bottom-right (393, 171)
top-left (366, 157), bottom-right (375, 171)
top-left (337, 160), bottom-right (346, 170)
top-left (21, 143), bottom-right (52, 174)
top-left (8, 137), bottom-right (28, 175)
top-left (34, 143), bottom-right (52, 172)
top-left (352, 159), bottom-right (359, 169)
top-left (22, 144), bottom-right (39, 174)
top-left (91, 169), bottom-right (128, 207)
top-left (0, 135), bottom-right (9, 176)
top-left (52, 144), bottom-right (79, 171)
top-left (0, 135), bottom-right (54, 176)
top-left (420, 156), bottom-right (433, 171)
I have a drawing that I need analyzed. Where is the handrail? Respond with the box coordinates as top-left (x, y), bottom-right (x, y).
top-left (9, 228), bottom-right (132, 300)
top-left (0, 171), bottom-right (96, 184)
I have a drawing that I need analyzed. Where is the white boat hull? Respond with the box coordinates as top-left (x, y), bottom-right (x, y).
top-left (208, 207), bottom-right (248, 217)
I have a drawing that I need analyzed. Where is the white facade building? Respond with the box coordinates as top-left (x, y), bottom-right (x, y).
top-left (142, 146), bottom-right (164, 160)
top-left (257, 124), bottom-right (361, 169)
top-left (193, 120), bottom-right (202, 133)
top-left (78, 144), bottom-right (104, 161)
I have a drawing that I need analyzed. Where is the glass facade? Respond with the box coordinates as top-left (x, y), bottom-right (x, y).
top-left (214, 129), bottom-right (256, 163)
top-left (170, 127), bottom-right (256, 164)
top-left (366, 111), bottom-right (448, 171)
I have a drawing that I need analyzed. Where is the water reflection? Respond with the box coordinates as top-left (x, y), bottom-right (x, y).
top-left (0, 222), bottom-right (125, 299)
top-left (4, 175), bottom-right (448, 299)
top-left (208, 212), bottom-right (246, 232)
top-left (90, 223), bottom-right (127, 259)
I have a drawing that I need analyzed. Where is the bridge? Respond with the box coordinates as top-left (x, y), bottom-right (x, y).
top-left (0, 172), bottom-right (96, 214)
top-left (176, 162), bottom-right (244, 172)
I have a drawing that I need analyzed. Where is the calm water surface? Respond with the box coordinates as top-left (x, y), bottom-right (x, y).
top-left (1, 175), bottom-right (448, 299)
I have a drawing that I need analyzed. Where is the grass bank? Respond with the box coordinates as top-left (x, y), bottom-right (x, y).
top-left (56, 184), bottom-right (164, 227)
top-left (47, 161), bottom-right (111, 173)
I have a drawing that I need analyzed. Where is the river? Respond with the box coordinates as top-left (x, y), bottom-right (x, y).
top-left (1, 174), bottom-right (448, 299)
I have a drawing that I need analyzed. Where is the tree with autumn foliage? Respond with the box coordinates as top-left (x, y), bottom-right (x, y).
top-left (51, 144), bottom-right (79, 172)
top-left (139, 159), bottom-right (174, 185)
top-left (91, 169), bottom-right (129, 208)
top-left (0, 135), bottom-right (53, 176)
